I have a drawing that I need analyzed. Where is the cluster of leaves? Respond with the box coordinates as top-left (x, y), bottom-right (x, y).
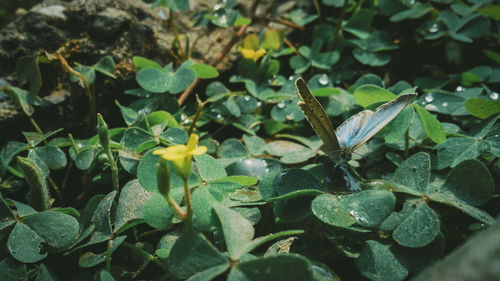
top-left (0, 0), bottom-right (499, 281)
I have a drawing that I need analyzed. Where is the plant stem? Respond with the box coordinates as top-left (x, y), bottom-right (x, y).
top-left (28, 117), bottom-right (44, 135)
top-left (312, 0), bottom-right (321, 18)
top-left (187, 95), bottom-right (207, 136)
top-left (122, 241), bottom-right (170, 273)
top-left (105, 147), bottom-right (119, 191)
top-left (105, 239), bottom-right (113, 272)
top-left (165, 194), bottom-right (186, 219)
top-left (183, 178), bottom-right (193, 220)
top-left (331, 0), bottom-right (350, 49)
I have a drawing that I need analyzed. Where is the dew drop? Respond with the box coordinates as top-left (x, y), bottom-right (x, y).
top-left (456, 86), bottom-right (465, 92)
top-left (424, 93), bottom-right (434, 103)
top-left (244, 96), bottom-right (251, 101)
top-left (216, 114), bottom-right (223, 119)
top-left (428, 23), bottom-right (439, 33)
top-left (218, 15), bottom-right (228, 24)
top-left (288, 75), bottom-right (295, 80)
top-left (490, 92), bottom-right (499, 100)
top-left (256, 101), bottom-right (262, 106)
top-left (277, 102), bottom-right (285, 109)
top-left (424, 104), bottom-right (438, 111)
top-left (213, 3), bottom-right (223, 10)
top-left (286, 114), bottom-right (294, 120)
top-left (318, 74), bottom-right (329, 85)
top-left (442, 102), bottom-right (448, 107)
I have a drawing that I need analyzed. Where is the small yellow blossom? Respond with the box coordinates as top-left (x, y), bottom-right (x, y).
top-left (240, 34), bottom-right (267, 62)
top-left (240, 47), bottom-right (267, 61)
top-left (153, 134), bottom-right (207, 179)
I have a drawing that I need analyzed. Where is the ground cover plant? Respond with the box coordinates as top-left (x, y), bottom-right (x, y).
top-left (0, 0), bottom-right (499, 280)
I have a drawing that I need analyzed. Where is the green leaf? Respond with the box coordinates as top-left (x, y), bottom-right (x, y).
top-left (440, 159), bottom-right (494, 206)
top-left (133, 56), bottom-right (162, 71)
top-left (477, 5), bottom-right (500, 20)
top-left (99, 270), bottom-right (115, 281)
top-left (192, 182), bottom-right (239, 230)
top-left (8, 223), bottom-right (47, 263)
top-left (189, 64), bottom-right (219, 79)
top-left (194, 154), bottom-right (227, 181)
top-left (170, 66), bottom-right (196, 94)
top-left (414, 104), bottom-right (446, 144)
top-left (0, 258), bottom-right (27, 281)
top-left (114, 180), bottom-right (152, 232)
top-left (36, 264), bottom-right (58, 281)
top-left (136, 68), bottom-right (172, 93)
top-left (16, 55), bottom-right (42, 94)
top-left (137, 150), bottom-right (160, 192)
top-left (392, 200), bottom-right (440, 248)
top-left (93, 56), bottom-right (116, 78)
top-left (427, 192), bottom-right (494, 225)
top-left (312, 190), bottom-right (396, 228)
top-left (464, 98), bottom-right (500, 119)
top-left (483, 49), bottom-right (500, 64)
top-left (88, 191), bottom-right (116, 244)
top-left (32, 146), bottom-right (67, 170)
top-left (243, 135), bottom-right (265, 156)
top-left (212, 203), bottom-right (254, 259)
top-left (143, 192), bottom-right (175, 228)
top-left (75, 147), bottom-right (100, 170)
top-left (2, 86), bottom-right (39, 116)
top-left (354, 85), bottom-right (397, 107)
top-left (218, 138), bottom-right (249, 158)
top-left (392, 152), bottom-right (430, 194)
top-left (168, 227), bottom-right (229, 280)
top-left (273, 169), bottom-right (323, 197)
top-left (227, 254), bottom-right (314, 281)
top-left (214, 175), bottom-right (257, 186)
top-left (435, 137), bottom-right (480, 169)
top-left (227, 158), bottom-right (283, 181)
top-left (356, 240), bottom-right (408, 281)
top-left (8, 211), bottom-right (79, 263)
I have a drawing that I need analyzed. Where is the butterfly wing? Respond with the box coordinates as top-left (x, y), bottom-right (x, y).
top-left (295, 78), bottom-right (341, 154)
top-left (336, 93), bottom-right (416, 151)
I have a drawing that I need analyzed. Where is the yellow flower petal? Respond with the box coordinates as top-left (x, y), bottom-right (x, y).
top-left (160, 145), bottom-right (189, 161)
top-left (190, 146), bottom-right (207, 156)
top-left (187, 134), bottom-right (199, 151)
top-left (253, 48), bottom-right (266, 61)
top-left (240, 48), bottom-right (255, 60)
top-left (153, 148), bottom-right (167, 155)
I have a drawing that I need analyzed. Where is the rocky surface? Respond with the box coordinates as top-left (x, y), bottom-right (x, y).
top-left (0, 0), bottom-right (236, 140)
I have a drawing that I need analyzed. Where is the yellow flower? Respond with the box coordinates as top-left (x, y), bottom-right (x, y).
top-left (153, 134), bottom-right (207, 179)
top-left (240, 34), bottom-right (267, 62)
top-left (240, 47), bottom-right (267, 61)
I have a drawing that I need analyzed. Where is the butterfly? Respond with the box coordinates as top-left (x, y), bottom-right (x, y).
top-left (295, 78), bottom-right (416, 190)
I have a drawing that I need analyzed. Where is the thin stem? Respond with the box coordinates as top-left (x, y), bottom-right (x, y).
top-left (165, 194), bottom-right (186, 219)
top-left (187, 95), bottom-right (207, 136)
top-left (312, 0), bottom-right (321, 18)
top-left (331, 0), bottom-right (350, 49)
top-left (105, 239), bottom-right (113, 272)
top-left (53, 53), bottom-right (96, 134)
top-left (183, 178), bottom-right (193, 220)
top-left (122, 241), bottom-right (170, 273)
top-left (105, 147), bottom-right (119, 191)
top-left (68, 134), bottom-right (79, 153)
top-left (28, 117), bottom-right (44, 135)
